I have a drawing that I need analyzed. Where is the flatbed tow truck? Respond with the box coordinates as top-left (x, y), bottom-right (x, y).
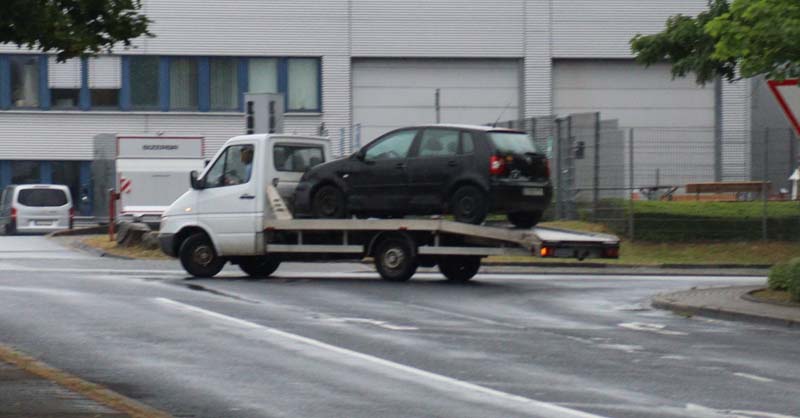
top-left (158, 134), bottom-right (620, 282)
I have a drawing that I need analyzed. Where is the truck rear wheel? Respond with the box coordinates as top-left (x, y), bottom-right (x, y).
top-left (179, 233), bottom-right (225, 278)
top-left (438, 256), bottom-right (481, 282)
top-left (375, 237), bottom-right (418, 282)
top-left (239, 256), bottom-right (281, 278)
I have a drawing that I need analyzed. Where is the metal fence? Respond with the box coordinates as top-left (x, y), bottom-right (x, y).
top-left (495, 114), bottom-right (800, 241)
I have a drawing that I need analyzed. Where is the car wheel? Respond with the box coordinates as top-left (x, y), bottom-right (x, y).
top-left (5, 220), bottom-right (16, 235)
top-left (507, 211), bottom-right (543, 229)
top-left (179, 233), bottom-right (225, 278)
top-left (375, 237), bottom-right (418, 282)
top-left (239, 256), bottom-right (281, 278)
top-left (311, 185), bottom-right (347, 219)
top-left (450, 185), bottom-right (488, 225)
top-left (438, 256), bottom-right (481, 282)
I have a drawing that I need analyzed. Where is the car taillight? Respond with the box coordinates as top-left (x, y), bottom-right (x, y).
top-left (489, 155), bottom-right (506, 176)
top-left (10, 207), bottom-right (16, 220)
top-left (69, 208), bottom-right (75, 219)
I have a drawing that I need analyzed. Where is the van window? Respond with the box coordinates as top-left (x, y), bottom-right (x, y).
top-left (17, 189), bottom-right (69, 207)
top-left (274, 145), bottom-right (325, 172)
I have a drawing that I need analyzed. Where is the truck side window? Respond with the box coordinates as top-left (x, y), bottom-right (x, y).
top-left (203, 144), bottom-right (254, 188)
top-left (274, 145), bottom-right (325, 172)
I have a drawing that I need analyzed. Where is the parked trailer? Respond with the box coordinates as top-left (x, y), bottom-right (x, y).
top-left (158, 133), bottom-right (619, 281)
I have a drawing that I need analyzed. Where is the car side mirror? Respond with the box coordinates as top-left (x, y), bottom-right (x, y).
top-left (355, 149), bottom-right (367, 161)
top-left (190, 170), bottom-right (205, 190)
top-left (204, 159), bottom-right (210, 167)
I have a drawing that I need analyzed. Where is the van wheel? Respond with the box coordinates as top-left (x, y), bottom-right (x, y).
top-left (375, 237), bottom-right (418, 282)
top-left (5, 221), bottom-right (16, 235)
top-left (179, 233), bottom-right (225, 278)
top-left (311, 185), bottom-right (346, 218)
top-left (239, 256), bottom-right (281, 278)
top-left (438, 256), bottom-right (481, 282)
top-left (507, 211), bottom-right (543, 229)
top-left (450, 185), bottom-right (488, 225)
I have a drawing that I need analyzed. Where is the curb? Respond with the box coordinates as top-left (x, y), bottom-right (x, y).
top-left (47, 225), bottom-right (108, 237)
top-left (652, 289), bottom-right (800, 328)
top-left (480, 261), bottom-right (772, 269)
top-left (69, 240), bottom-right (135, 260)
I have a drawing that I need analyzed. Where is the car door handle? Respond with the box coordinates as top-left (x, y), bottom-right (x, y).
top-left (239, 194), bottom-right (256, 200)
top-left (447, 160), bottom-right (458, 167)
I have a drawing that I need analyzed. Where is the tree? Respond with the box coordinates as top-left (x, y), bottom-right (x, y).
top-left (630, 0), bottom-right (800, 85)
top-left (0, 0), bottom-right (152, 62)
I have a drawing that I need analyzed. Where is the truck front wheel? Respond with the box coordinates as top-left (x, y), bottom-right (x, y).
top-left (239, 256), bottom-right (281, 278)
top-left (438, 256), bottom-right (481, 282)
top-left (375, 237), bottom-right (418, 282)
top-left (179, 233), bottom-right (225, 278)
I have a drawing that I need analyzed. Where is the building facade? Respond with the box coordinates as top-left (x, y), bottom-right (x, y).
top-left (0, 0), bottom-right (779, 215)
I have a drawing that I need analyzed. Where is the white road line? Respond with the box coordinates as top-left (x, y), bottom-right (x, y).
top-left (618, 322), bottom-right (689, 336)
top-left (154, 297), bottom-right (607, 418)
top-left (733, 372), bottom-right (775, 383)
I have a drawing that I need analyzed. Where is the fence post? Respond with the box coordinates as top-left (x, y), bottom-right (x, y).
top-left (435, 89), bottom-right (441, 123)
top-left (763, 128), bottom-right (769, 241)
top-left (593, 112), bottom-right (600, 222)
top-left (554, 118), bottom-right (563, 219)
top-left (628, 128), bottom-right (635, 241)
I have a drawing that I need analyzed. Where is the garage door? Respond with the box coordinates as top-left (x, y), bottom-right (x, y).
top-left (353, 59), bottom-right (521, 144)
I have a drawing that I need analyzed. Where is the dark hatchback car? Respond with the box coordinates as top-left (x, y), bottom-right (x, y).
top-left (293, 124), bottom-right (553, 228)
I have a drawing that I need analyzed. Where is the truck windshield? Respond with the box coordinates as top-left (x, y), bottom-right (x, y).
top-left (489, 132), bottom-right (539, 155)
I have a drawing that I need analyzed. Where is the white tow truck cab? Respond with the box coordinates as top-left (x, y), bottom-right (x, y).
top-left (159, 134), bottom-right (620, 282)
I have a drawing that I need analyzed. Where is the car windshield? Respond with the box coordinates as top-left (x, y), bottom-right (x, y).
top-left (17, 189), bottom-right (68, 207)
top-left (488, 132), bottom-right (539, 155)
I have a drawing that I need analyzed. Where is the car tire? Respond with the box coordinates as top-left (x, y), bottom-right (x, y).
top-left (179, 233), bottom-right (225, 278)
top-left (5, 220), bottom-right (16, 235)
top-left (507, 211), bottom-right (543, 229)
top-left (450, 185), bottom-right (488, 225)
top-left (239, 256), bottom-right (281, 278)
top-left (375, 237), bottom-right (418, 282)
top-left (311, 185), bottom-right (347, 219)
top-left (438, 256), bottom-right (481, 282)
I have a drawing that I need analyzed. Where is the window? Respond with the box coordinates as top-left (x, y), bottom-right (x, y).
top-left (287, 58), bottom-right (319, 111)
top-left (489, 132), bottom-right (539, 154)
top-left (52, 161), bottom-right (82, 206)
top-left (88, 56), bottom-right (120, 109)
top-left (248, 58), bottom-right (278, 94)
top-left (11, 161), bottom-right (40, 184)
top-left (365, 129), bottom-right (417, 161)
top-left (9, 56), bottom-right (39, 108)
top-left (130, 56), bottom-right (159, 109)
top-left (48, 57), bottom-right (81, 109)
top-left (204, 144), bottom-right (254, 188)
top-left (273, 145), bottom-right (324, 172)
top-left (170, 58), bottom-right (198, 110)
top-left (419, 129), bottom-right (459, 158)
top-left (461, 132), bottom-right (475, 154)
top-left (210, 58), bottom-right (238, 111)
top-left (17, 189), bottom-right (68, 207)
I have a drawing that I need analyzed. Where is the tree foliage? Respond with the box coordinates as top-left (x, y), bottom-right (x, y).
top-left (631, 0), bottom-right (800, 85)
top-left (0, 0), bottom-right (152, 62)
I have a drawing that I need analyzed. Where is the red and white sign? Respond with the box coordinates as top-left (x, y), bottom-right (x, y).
top-left (119, 177), bottom-right (132, 194)
top-left (768, 79), bottom-right (800, 136)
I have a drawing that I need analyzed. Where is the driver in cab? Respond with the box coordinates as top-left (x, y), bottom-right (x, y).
top-left (225, 146), bottom-right (253, 185)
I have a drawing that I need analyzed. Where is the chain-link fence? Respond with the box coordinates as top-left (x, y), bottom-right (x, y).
top-left (494, 114), bottom-right (800, 241)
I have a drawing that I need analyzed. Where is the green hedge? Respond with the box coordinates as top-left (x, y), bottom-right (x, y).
top-left (768, 258), bottom-right (800, 302)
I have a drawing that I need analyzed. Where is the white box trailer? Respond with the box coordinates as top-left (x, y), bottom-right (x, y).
top-left (158, 134), bottom-right (620, 282)
top-left (92, 134), bottom-right (206, 224)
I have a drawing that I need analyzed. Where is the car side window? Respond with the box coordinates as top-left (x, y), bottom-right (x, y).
top-left (364, 129), bottom-right (417, 161)
top-left (460, 131), bottom-right (475, 154)
top-left (204, 144), bottom-right (254, 188)
top-left (419, 129), bottom-right (459, 158)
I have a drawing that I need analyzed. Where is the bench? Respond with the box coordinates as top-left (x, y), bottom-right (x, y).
top-left (684, 181), bottom-right (771, 201)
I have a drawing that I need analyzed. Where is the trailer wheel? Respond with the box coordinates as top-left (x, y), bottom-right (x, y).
top-left (239, 256), bottom-right (281, 278)
top-left (179, 233), bottom-right (225, 278)
top-left (375, 237), bottom-right (418, 282)
top-left (438, 256), bottom-right (481, 282)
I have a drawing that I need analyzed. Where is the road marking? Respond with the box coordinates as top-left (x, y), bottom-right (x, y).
top-left (733, 372), bottom-right (775, 383)
top-left (324, 317), bottom-right (419, 331)
top-left (618, 322), bottom-right (688, 336)
top-left (155, 297), bottom-right (608, 418)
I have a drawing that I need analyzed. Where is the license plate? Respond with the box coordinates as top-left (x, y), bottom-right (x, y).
top-left (523, 188), bottom-right (544, 196)
top-left (34, 220), bottom-right (53, 226)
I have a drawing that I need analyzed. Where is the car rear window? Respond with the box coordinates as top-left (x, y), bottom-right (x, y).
top-left (17, 189), bottom-right (68, 207)
top-left (488, 132), bottom-right (539, 155)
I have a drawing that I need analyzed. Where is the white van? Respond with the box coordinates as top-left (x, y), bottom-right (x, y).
top-left (0, 184), bottom-right (74, 235)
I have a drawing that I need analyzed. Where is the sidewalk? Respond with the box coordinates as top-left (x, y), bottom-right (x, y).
top-left (653, 285), bottom-right (800, 327)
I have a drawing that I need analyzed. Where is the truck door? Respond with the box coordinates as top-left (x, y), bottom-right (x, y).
top-left (195, 142), bottom-right (258, 255)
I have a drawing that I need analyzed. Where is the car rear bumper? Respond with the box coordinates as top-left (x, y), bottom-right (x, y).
top-left (489, 181), bottom-right (553, 212)
top-left (158, 233), bottom-right (176, 257)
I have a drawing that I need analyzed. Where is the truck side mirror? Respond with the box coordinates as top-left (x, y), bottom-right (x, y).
top-left (190, 170), bottom-right (205, 190)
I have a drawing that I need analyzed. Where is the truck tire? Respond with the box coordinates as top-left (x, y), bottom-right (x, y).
top-left (375, 237), bottom-right (418, 282)
top-left (438, 256), bottom-right (481, 282)
top-left (179, 233), bottom-right (225, 278)
top-left (450, 185), bottom-right (488, 225)
top-left (507, 211), bottom-right (543, 229)
top-left (311, 185), bottom-right (346, 219)
top-left (239, 256), bottom-right (281, 278)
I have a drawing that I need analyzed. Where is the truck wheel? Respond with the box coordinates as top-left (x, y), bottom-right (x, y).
top-left (375, 237), bottom-right (418, 282)
top-left (239, 256), bottom-right (281, 278)
top-left (507, 211), bottom-right (543, 229)
top-left (312, 185), bottom-right (346, 218)
top-left (438, 256), bottom-right (481, 282)
top-left (450, 185), bottom-right (487, 225)
top-left (179, 233), bottom-right (225, 278)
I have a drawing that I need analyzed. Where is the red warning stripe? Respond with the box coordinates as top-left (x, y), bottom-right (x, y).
top-left (120, 178), bottom-right (132, 194)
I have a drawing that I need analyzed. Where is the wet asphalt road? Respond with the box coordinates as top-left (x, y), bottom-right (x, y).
top-left (0, 235), bottom-right (797, 418)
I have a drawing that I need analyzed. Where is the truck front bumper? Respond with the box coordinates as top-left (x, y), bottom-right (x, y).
top-left (158, 233), bottom-right (177, 257)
